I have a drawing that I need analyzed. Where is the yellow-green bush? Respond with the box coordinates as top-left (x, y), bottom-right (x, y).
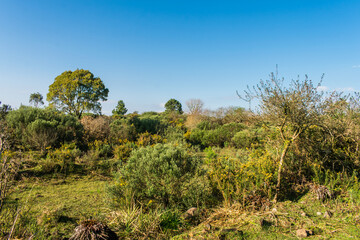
top-left (205, 147), bottom-right (276, 206)
top-left (113, 139), bottom-right (137, 163)
top-left (45, 143), bottom-right (81, 174)
top-left (88, 140), bottom-right (112, 158)
top-left (136, 132), bottom-right (165, 147)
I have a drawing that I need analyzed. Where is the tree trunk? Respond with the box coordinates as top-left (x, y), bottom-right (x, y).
top-left (273, 141), bottom-right (290, 202)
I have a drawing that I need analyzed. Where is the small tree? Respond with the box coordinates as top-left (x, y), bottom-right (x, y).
top-left (112, 100), bottom-right (128, 116)
top-left (29, 92), bottom-right (44, 107)
top-left (165, 98), bottom-right (183, 114)
top-left (0, 101), bottom-right (12, 120)
top-left (239, 71), bottom-right (323, 201)
top-left (47, 69), bottom-right (109, 118)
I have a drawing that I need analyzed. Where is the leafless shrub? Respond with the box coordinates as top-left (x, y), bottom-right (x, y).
top-left (81, 116), bottom-right (111, 143)
top-left (69, 220), bottom-right (118, 240)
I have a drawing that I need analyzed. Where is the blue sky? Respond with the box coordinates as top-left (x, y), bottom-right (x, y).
top-left (0, 0), bottom-right (359, 114)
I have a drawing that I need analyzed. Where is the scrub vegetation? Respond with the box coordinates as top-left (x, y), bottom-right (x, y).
top-left (1, 69), bottom-right (360, 239)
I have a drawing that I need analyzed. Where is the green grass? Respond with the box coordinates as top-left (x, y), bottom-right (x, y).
top-left (3, 175), bottom-right (111, 239)
top-left (2, 173), bottom-right (360, 239)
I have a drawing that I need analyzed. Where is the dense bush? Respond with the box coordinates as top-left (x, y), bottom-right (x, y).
top-left (109, 118), bottom-right (137, 142)
top-left (113, 140), bottom-right (137, 163)
top-left (88, 140), bottom-right (113, 158)
top-left (80, 115), bottom-right (111, 143)
top-left (43, 143), bottom-right (81, 175)
top-left (136, 132), bottom-right (165, 147)
top-left (110, 143), bottom-right (211, 209)
top-left (137, 112), bottom-right (167, 134)
top-left (231, 126), bottom-right (266, 149)
top-left (189, 122), bottom-right (246, 147)
top-left (205, 147), bottom-right (277, 206)
top-left (6, 106), bottom-right (83, 151)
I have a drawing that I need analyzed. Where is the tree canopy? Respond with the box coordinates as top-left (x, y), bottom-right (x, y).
top-left (29, 92), bottom-right (44, 107)
top-left (47, 69), bottom-right (109, 118)
top-left (165, 98), bottom-right (183, 114)
top-left (112, 100), bottom-right (128, 116)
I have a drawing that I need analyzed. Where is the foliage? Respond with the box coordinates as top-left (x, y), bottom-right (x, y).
top-left (112, 100), bottom-right (127, 116)
top-left (136, 132), bottom-right (165, 147)
top-left (239, 71), bottom-right (323, 201)
top-left (189, 123), bottom-right (246, 148)
top-left (6, 106), bottom-right (83, 151)
top-left (164, 126), bottom-right (187, 143)
top-left (29, 92), bottom-right (44, 107)
top-left (165, 98), bottom-right (183, 114)
top-left (109, 114), bottom-right (140, 142)
top-left (88, 140), bottom-right (112, 159)
top-left (137, 112), bottom-right (168, 134)
top-left (231, 126), bottom-right (266, 149)
top-left (205, 147), bottom-right (276, 206)
top-left (113, 140), bottom-right (137, 163)
top-left (0, 101), bottom-right (12, 120)
top-left (110, 143), bottom-right (211, 209)
top-left (47, 69), bottom-right (109, 118)
top-left (45, 143), bottom-right (81, 175)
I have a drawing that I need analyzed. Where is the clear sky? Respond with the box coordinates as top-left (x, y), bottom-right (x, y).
top-left (0, 0), bottom-right (359, 114)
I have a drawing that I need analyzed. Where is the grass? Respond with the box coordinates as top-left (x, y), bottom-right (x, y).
top-left (3, 174), bottom-right (111, 239)
top-left (173, 193), bottom-right (360, 239)
top-left (2, 171), bottom-right (360, 239)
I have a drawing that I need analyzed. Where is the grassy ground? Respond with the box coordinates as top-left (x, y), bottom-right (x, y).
top-left (3, 174), bottom-right (111, 239)
top-left (174, 193), bottom-right (360, 239)
top-left (3, 174), bottom-right (360, 239)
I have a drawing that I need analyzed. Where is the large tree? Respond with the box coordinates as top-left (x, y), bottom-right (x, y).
top-left (47, 69), bottom-right (109, 118)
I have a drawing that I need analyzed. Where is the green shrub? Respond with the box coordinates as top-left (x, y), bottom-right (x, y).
top-left (231, 127), bottom-right (265, 149)
top-left (164, 126), bottom-right (186, 143)
top-left (88, 140), bottom-right (112, 158)
top-left (6, 106), bottom-right (83, 151)
top-left (110, 143), bottom-right (211, 209)
top-left (160, 210), bottom-right (183, 230)
top-left (46, 143), bottom-right (81, 175)
top-left (189, 123), bottom-right (245, 148)
top-left (109, 118), bottom-right (137, 142)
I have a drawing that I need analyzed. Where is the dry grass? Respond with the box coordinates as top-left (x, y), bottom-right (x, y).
top-left (173, 193), bottom-right (360, 239)
top-left (69, 219), bottom-right (118, 240)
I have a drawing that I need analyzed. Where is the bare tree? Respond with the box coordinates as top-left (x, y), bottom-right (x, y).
top-left (186, 99), bottom-right (204, 115)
